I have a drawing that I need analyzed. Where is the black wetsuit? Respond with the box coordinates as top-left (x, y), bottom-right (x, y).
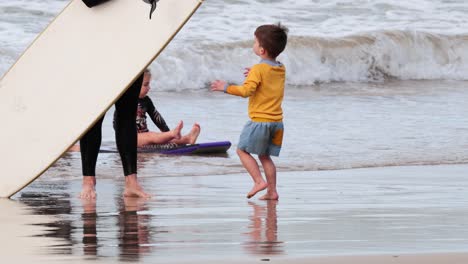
top-left (80, 74), bottom-right (143, 177)
top-left (135, 96), bottom-right (170, 133)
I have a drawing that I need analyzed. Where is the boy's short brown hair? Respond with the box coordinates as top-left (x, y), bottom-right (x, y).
top-left (255, 23), bottom-right (288, 59)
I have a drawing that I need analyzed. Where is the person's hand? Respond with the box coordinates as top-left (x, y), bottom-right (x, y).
top-left (244, 67), bottom-right (251, 77)
top-left (211, 80), bottom-right (227, 92)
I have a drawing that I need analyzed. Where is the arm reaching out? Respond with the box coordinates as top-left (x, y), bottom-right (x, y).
top-left (211, 80), bottom-right (227, 92)
top-left (211, 65), bottom-right (260, 97)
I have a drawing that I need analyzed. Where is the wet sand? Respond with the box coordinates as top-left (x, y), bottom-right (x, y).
top-left (2, 164), bottom-right (468, 263)
top-left (179, 253), bottom-right (468, 264)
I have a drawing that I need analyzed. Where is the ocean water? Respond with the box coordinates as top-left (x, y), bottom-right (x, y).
top-left (2, 0), bottom-right (468, 177)
top-left (3, 0), bottom-right (468, 87)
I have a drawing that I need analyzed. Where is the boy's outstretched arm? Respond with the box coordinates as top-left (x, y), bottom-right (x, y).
top-left (211, 65), bottom-right (260, 97)
top-left (211, 80), bottom-right (227, 92)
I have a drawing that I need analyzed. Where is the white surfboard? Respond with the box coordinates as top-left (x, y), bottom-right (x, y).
top-left (0, 0), bottom-right (203, 198)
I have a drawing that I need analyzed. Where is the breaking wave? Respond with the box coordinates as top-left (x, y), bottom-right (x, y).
top-left (149, 30), bottom-right (468, 91)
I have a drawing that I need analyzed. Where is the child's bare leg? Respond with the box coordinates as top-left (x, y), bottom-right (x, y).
top-left (138, 132), bottom-right (175, 146)
top-left (171, 123), bottom-right (200, 145)
top-left (123, 174), bottom-right (151, 198)
top-left (258, 155), bottom-right (279, 200)
top-left (137, 121), bottom-right (183, 147)
top-left (68, 144), bottom-right (80, 152)
top-left (237, 149), bottom-right (268, 198)
top-left (80, 176), bottom-right (97, 199)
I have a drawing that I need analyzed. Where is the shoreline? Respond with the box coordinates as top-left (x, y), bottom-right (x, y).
top-left (4, 164), bottom-right (468, 262)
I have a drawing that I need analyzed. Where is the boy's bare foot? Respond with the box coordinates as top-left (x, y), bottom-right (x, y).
top-left (259, 192), bottom-right (279, 200)
top-left (80, 176), bottom-right (97, 199)
top-left (123, 174), bottom-right (151, 198)
top-left (247, 182), bottom-right (268, 199)
top-left (172, 120), bottom-right (183, 140)
top-left (188, 123), bottom-right (201, 144)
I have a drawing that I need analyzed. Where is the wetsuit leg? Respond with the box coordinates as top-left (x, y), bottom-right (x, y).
top-left (114, 74), bottom-right (143, 176)
top-left (80, 117), bottom-right (104, 176)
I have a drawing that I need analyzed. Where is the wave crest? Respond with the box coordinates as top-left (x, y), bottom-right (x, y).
top-left (148, 30), bottom-right (468, 91)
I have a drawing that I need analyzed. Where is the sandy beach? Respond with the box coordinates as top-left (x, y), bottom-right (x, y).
top-left (1, 164), bottom-right (468, 263)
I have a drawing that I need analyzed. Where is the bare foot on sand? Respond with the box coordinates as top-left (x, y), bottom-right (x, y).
top-left (188, 123), bottom-right (201, 144)
top-left (123, 174), bottom-right (151, 198)
top-left (259, 191), bottom-right (279, 201)
top-left (247, 182), bottom-right (268, 199)
top-left (80, 176), bottom-right (97, 199)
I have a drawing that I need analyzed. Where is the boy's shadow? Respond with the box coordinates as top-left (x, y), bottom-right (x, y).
top-left (244, 201), bottom-right (284, 256)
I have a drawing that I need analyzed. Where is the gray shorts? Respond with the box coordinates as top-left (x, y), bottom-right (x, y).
top-left (238, 121), bottom-right (284, 156)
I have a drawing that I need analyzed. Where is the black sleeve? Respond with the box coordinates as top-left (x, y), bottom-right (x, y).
top-left (146, 97), bottom-right (170, 132)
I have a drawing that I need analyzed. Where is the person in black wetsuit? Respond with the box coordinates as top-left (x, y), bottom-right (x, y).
top-left (79, 73), bottom-right (150, 199)
top-left (132, 68), bottom-right (200, 147)
top-left (68, 69), bottom-right (200, 152)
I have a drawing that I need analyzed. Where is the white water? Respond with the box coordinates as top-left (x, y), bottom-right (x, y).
top-left (2, 1), bottom-right (468, 89)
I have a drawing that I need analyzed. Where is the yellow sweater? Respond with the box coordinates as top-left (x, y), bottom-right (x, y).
top-left (226, 60), bottom-right (285, 122)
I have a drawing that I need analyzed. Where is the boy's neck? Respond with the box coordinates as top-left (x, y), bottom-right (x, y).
top-left (259, 54), bottom-right (276, 62)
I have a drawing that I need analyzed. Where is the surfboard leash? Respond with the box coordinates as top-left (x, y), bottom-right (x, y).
top-left (143, 0), bottom-right (160, 19)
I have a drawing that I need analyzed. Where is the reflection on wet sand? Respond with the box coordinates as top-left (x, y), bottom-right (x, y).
top-left (80, 196), bottom-right (153, 261)
top-left (117, 197), bottom-right (152, 262)
top-left (19, 191), bottom-right (74, 255)
top-left (81, 198), bottom-right (98, 257)
top-left (14, 181), bottom-right (288, 261)
top-left (244, 201), bottom-right (284, 256)
top-left (19, 190), bottom-right (154, 261)
top-left (14, 165), bottom-right (468, 262)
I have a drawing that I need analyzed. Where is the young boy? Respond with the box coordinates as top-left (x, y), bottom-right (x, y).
top-left (211, 23), bottom-right (288, 200)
